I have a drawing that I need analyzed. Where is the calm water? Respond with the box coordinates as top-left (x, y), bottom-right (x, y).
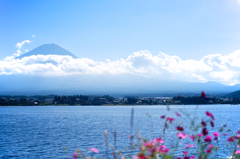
top-left (0, 105), bottom-right (240, 159)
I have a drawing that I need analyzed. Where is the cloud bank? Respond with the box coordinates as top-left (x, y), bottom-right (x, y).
top-left (1, 48), bottom-right (240, 85)
top-left (4, 40), bottom-right (32, 61)
top-left (15, 40), bottom-right (31, 49)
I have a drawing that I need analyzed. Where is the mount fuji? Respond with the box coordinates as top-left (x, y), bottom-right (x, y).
top-left (17, 43), bottom-right (78, 59)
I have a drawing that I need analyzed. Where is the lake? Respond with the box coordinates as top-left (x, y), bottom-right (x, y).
top-left (0, 105), bottom-right (240, 158)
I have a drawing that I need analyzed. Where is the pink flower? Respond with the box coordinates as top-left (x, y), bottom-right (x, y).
top-left (150, 140), bottom-right (156, 146)
top-left (187, 143), bottom-right (194, 148)
top-left (72, 152), bottom-right (78, 159)
top-left (201, 91), bottom-right (207, 98)
top-left (133, 156), bottom-right (138, 159)
top-left (201, 120), bottom-right (206, 127)
top-left (238, 130), bottom-right (240, 134)
top-left (210, 121), bottom-right (214, 127)
top-left (90, 147), bottom-right (100, 153)
top-left (138, 153), bottom-right (147, 159)
top-left (175, 112), bottom-right (181, 117)
top-left (213, 132), bottom-right (219, 140)
top-left (227, 137), bottom-right (234, 142)
top-left (208, 144), bottom-right (214, 149)
top-left (183, 151), bottom-right (188, 155)
top-left (166, 117), bottom-right (174, 122)
top-left (158, 145), bottom-right (169, 154)
top-left (190, 156), bottom-right (195, 159)
top-left (235, 150), bottom-right (240, 154)
top-left (197, 134), bottom-right (203, 137)
top-left (160, 115), bottom-right (165, 119)
top-left (238, 145), bottom-right (240, 148)
top-left (205, 149), bottom-right (212, 153)
top-left (202, 128), bottom-right (208, 136)
top-left (204, 136), bottom-right (212, 142)
top-left (212, 132), bottom-right (219, 137)
top-left (235, 135), bottom-right (240, 139)
top-left (144, 142), bottom-right (152, 148)
top-left (206, 111), bottom-right (214, 120)
top-left (177, 126), bottom-right (184, 131)
top-left (189, 135), bottom-right (195, 141)
top-left (149, 147), bottom-right (156, 153)
top-left (155, 138), bottom-right (164, 143)
top-left (178, 133), bottom-right (188, 139)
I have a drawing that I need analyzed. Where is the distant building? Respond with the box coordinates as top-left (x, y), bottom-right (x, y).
top-left (44, 99), bottom-right (53, 104)
top-left (29, 98), bottom-right (38, 102)
top-left (123, 98), bottom-right (128, 102)
top-left (92, 98), bottom-right (110, 105)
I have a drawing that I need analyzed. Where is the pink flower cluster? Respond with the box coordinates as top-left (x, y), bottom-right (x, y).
top-left (134, 138), bottom-right (170, 159)
top-left (72, 102), bottom-right (240, 159)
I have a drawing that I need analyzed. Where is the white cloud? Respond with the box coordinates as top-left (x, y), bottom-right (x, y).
top-left (15, 40), bottom-right (31, 49)
top-left (1, 49), bottom-right (240, 85)
top-left (32, 35), bottom-right (36, 38)
top-left (4, 40), bottom-right (32, 61)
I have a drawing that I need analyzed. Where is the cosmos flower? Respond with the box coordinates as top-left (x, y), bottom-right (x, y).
top-left (183, 151), bottom-right (188, 155)
top-left (204, 136), bottom-right (212, 142)
top-left (206, 111), bottom-right (214, 120)
top-left (155, 138), bottom-right (164, 143)
top-left (133, 156), bottom-right (138, 159)
top-left (202, 128), bottom-right (208, 136)
top-left (189, 135), bottom-right (195, 141)
top-left (166, 117), bottom-right (174, 122)
top-left (213, 132), bottom-right (219, 140)
top-left (236, 135), bottom-right (240, 139)
top-left (201, 91), bottom-right (206, 98)
top-left (187, 143), bottom-right (194, 148)
top-left (210, 121), bottom-right (214, 127)
top-left (205, 149), bottom-right (212, 153)
top-left (158, 145), bottom-right (169, 154)
top-left (201, 120), bottom-right (206, 127)
top-left (175, 112), bottom-right (181, 117)
top-left (235, 150), bottom-right (240, 154)
top-left (138, 153), bottom-right (147, 159)
top-left (212, 132), bottom-right (219, 137)
top-left (178, 133), bottom-right (188, 139)
top-left (227, 137), bottom-right (234, 143)
top-left (90, 147), bottom-right (100, 153)
top-left (149, 147), bottom-right (156, 153)
top-left (72, 152), bottom-right (78, 159)
top-left (160, 115), bottom-right (165, 119)
top-left (177, 126), bottom-right (184, 131)
top-left (208, 144), bottom-right (214, 149)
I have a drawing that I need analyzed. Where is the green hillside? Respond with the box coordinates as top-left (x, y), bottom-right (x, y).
top-left (226, 90), bottom-right (240, 98)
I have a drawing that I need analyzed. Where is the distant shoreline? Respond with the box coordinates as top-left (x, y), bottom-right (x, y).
top-left (0, 103), bottom-right (239, 106)
top-left (1, 95), bottom-right (240, 106)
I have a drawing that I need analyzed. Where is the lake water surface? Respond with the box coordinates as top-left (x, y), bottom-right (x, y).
top-left (0, 105), bottom-right (240, 158)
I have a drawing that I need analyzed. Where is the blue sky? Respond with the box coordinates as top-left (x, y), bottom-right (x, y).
top-left (1, 0), bottom-right (240, 61)
top-left (1, 0), bottom-right (240, 85)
